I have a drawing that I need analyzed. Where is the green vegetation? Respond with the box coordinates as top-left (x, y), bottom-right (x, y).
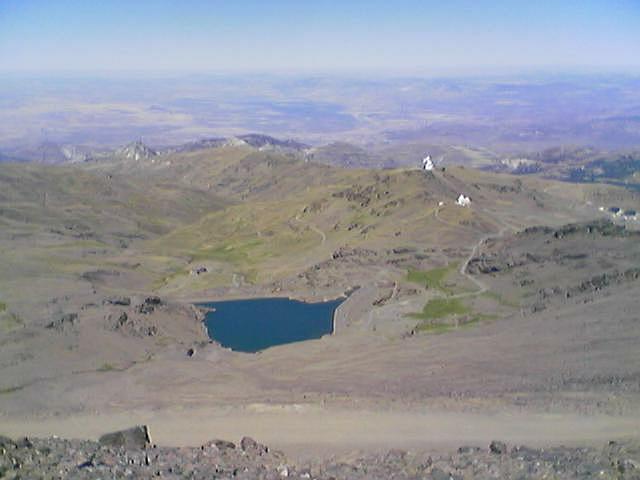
top-left (410, 298), bottom-right (498, 334)
top-left (97, 363), bottom-right (115, 372)
top-left (0, 301), bottom-right (6, 312)
top-left (408, 297), bottom-right (494, 334)
top-left (407, 263), bottom-right (459, 294)
top-left (0, 385), bottom-right (25, 395)
top-left (152, 269), bottom-right (188, 290)
top-left (194, 240), bottom-right (263, 264)
top-left (410, 297), bottom-right (470, 321)
top-left (0, 311), bottom-right (24, 332)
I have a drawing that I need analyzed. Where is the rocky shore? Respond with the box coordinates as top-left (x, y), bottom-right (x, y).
top-left (1, 427), bottom-right (638, 479)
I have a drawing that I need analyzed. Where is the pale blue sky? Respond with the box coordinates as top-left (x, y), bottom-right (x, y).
top-left (1, 0), bottom-right (639, 73)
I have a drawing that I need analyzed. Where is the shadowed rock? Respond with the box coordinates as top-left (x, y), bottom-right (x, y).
top-left (46, 313), bottom-right (78, 331)
top-left (240, 436), bottom-right (268, 455)
top-left (137, 296), bottom-right (163, 314)
top-left (98, 425), bottom-right (151, 449)
top-left (103, 296), bottom-right (131, 306)
top-left (490, 440), bottom-right (508, 455)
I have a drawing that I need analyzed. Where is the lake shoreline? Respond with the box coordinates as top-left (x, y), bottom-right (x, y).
top-left (198, 296), bottom-right (346, 353)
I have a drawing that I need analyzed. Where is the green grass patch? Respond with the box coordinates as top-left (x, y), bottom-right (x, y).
top-left (97, 363), bottom-right (116, 372)
top-left (0, 385), bottom-right (25, 395)
top-left (410, 297), bottom-right (470, 321)
top-left (407, 263), bottom-right (459, 294)
top-left (152, 268), bottom-right (188, 291)
top-left (193, 239), bottom-right (263, 264)
top-left (0, 312), bottom-right (24, 332)
top-left (0, 301), bottom-right (6, 312)
top-left (243, 268), bottom-right (259, 284)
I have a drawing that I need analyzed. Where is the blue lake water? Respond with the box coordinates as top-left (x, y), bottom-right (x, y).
top-left (199, 297), bottom-right (344, 353)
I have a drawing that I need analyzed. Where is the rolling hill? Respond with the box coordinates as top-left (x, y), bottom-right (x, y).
top-left (1, 140), bottom-right (639, 454)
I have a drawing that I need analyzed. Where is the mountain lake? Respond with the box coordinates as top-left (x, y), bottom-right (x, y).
top-left (199, 297), bottom-right (344, 353)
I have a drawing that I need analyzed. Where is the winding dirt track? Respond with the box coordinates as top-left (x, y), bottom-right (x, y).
top-left (454, 224), bottom-right (513, 298)
top-left (433, 204), bottom-right (513, 299)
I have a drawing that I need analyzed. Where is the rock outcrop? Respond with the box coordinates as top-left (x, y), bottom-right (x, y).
top-left (98, 425), bottom-right (151, 449)
top-left (116, 141), bottom-right (157, 161)
top-left (0, 433), bottom-right (638, 479)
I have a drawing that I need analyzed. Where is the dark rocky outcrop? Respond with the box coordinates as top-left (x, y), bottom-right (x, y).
top-left (0, 435), bottom-right (638, 479)
top-left (331, 247), bottom-right (378, 260)
top-left (532, 267), bottom-right (640, 311)
top-left (520, 219), bottom-right (636, 239)
top-left (240, 436), bottom-right (268, 455)
top-left (107, 311), bottom-right (157, 337)
top-left (46, 312), bottom-right (78, 331)
top-left (137, 296), bottom-right (163, 314)
top-left (237, 133), bottom-right (308, 151)
top-left (103, 296), bottom-right (131, 306)
top-left (98, 425), bottom-right (151, 449)
top-left (489, 440), bottom-right (507, 455)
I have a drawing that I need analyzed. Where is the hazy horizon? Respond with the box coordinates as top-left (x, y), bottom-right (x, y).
top-left (2, 0), bottom-right (639, 74)
top-left (2, 1), bottom-right (640, 156)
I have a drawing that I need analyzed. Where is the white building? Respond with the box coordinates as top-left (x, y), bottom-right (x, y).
top-left (456, 194), bottom-right (471, 207)
top-left (422, 155), bottom-right (434, 171)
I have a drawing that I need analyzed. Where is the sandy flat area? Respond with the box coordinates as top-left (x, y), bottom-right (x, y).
top-left (3, 405), bottom-right (639, 459)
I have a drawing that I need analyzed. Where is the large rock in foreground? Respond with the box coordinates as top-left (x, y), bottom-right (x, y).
top-left (98, 425), bottom-right (151, 448)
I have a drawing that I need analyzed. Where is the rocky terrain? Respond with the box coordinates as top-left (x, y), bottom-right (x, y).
top-left (467, 219), bottom-right (640, 315)
top-left (1, 427), bottom-right (639, 479)
top-left (1, 141), bottom-right (639, 469)
top-left (486, 147), bottom-right (640, 192)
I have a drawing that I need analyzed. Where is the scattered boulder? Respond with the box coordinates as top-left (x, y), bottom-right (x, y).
top-left (511, 445), bottom-right (540, 461)
top-left (191, 266), bottom-right (208, 276)
top-left (144, 296), bottom-right (162, 305)
top-left (137, 304), bottom-right (154, 315)
top-left (0, 435), bottom-right (15, 448)
top-left (458, 446), bottom-right (481, 454)
top-left (116, 311), bottom-right (128, 327)
top-left (109, 311), bottom-right (157, 337)
top-left (103, 296), bottom-right (131, 306)
top-left (240, 436), bottom-right (268, 455)
top-left (489, 440), bottom-right (508, 455)
top-left (13, 437), bottom-right (32, 449)
top-left (46, 312), bottom-right (78, 331)
top-left (211, 439), bottom-right (235, 451)
top-left (429, 467), bottom-right (451, 480)
top-left (137, 296), bottom-right (163, 314)
top-left (98, 425), bottom-right (151, 449)
top-left (0, 436), bottom-right (639, 479)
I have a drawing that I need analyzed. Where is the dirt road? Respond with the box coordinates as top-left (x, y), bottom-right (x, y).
top-left (3, 406), bottom-right (638, 459)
